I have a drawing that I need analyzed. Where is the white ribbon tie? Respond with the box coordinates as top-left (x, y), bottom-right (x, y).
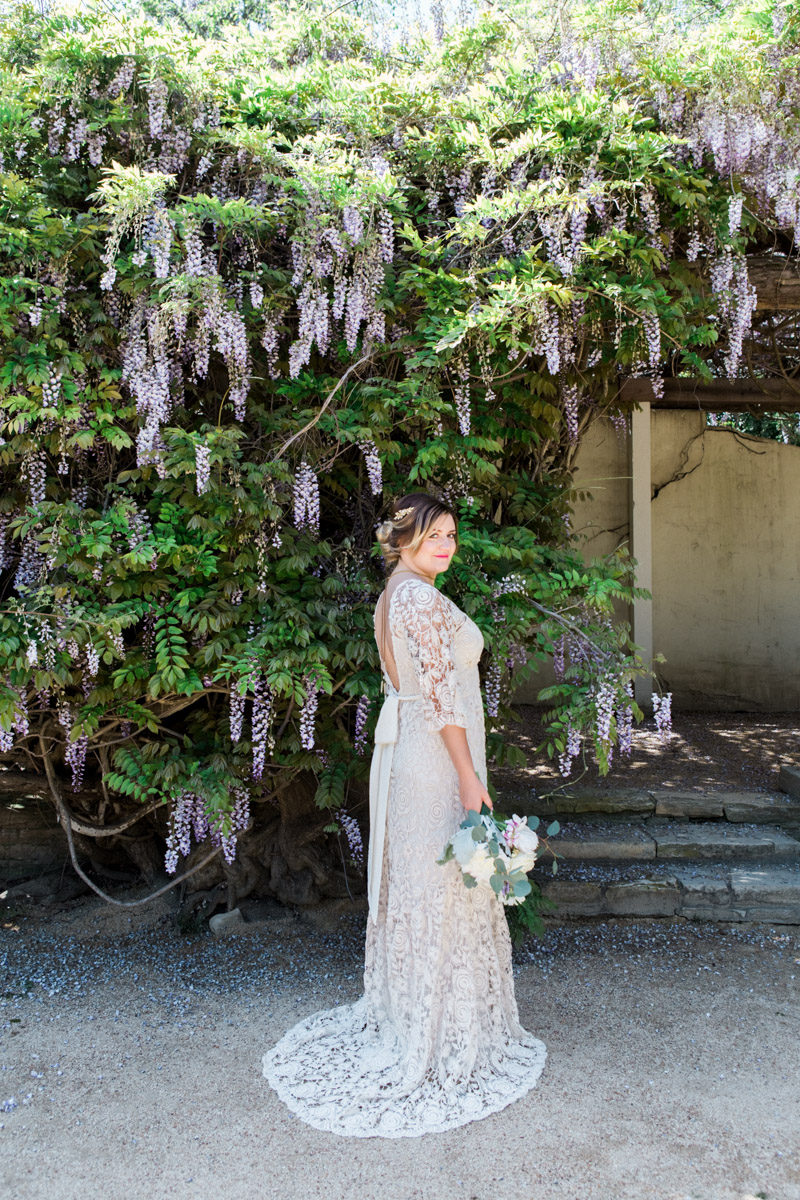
top-left (367, 686), bottom-right (421, 922)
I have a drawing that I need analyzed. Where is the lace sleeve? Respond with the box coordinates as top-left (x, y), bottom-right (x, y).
top-left (391, 579), bottom-right (467, 733)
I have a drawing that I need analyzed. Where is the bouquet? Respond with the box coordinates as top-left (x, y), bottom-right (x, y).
top-left (438, 805), bottom-right (549, 907)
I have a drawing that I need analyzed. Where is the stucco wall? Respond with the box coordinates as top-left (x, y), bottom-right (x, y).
top-left (510, 411), bottom-right (800, 711)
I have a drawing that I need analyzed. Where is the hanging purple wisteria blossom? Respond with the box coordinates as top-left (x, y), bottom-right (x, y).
top-left (142, 205), bottom-right (174, 279)
top-left (41, 367), bottom-right (61, 409)
top-left (251, 674), bottom-right (273, 780)
top-left (558, 723), bottom-right (582, 776)
top-left (219, 784), bottom-right (251, 865)
top-left (229, 683), bottom-right (246, 744)
top-left (56, 702), bottom-right (89, 792)
top-left (728, 192), bottom-right (744, 236)
top-left (504, 643), bottom-right (527, 673)
top-left (188, 791), bottom-right (209, 843)
top-left (214, 303), bottom-right (251, 419)
top-left (12, 691), bottom-right (28, 740)
top-left (261, 314), bottom-right (282, 379)
top-left (553, 634), bottom-right (566, 680)
top-left (594, 679), bottom-right (616, 746)
top-left (615, 681), bottom-right (635, 757)
top-left (85, 644), bottom-right (100, 677)
top-left (293, 459), bottom-right (320, 537)
top-left (724, 258), bottom-right (758, 377)
top-left (653, 691), bottom-right (673, 743)
top-left (165, 788), bottom-right (193, 873)
top-left (299, 671), bottom-right (319, 750)
top-left (145, 77), bottom-right (169, 140)
top-left (359, 437), bottom-right (383, 495)
top-left (21, 452), bottom-right (46, 507)
top-left (452, 354), bottom-right (471, 437)
top-left (484, 660), bottom-right (501, 718)
top-left (354, 694), bottom-right (370, 755)
top-left (377, 208), bottom-right (394, 264)
top-left (338, 810), bottom-right (364, 868)
top-left (562, 382), bottom-right (580, 443)
top-left (195, 440), bottom-right (211, 495)
top-left (342, 205), bottom-right (365, 244)
top-left (533, 298), bottom-right (560, 375)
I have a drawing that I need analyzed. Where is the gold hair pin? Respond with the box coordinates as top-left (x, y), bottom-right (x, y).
top-left (391, 506), bottom-right (415, 522)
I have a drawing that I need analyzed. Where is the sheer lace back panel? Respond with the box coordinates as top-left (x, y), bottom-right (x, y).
top-left (374, 574), bottom-right (473, 730)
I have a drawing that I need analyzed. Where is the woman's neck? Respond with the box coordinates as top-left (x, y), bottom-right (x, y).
top-left (391, 565), bottom-right (436, 585)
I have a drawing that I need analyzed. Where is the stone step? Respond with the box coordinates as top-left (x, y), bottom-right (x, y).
top-left (536, 860), bottom-right (800, 924)
top-left (537, 819), bottom-right (800, 864)
top-left (780, 763), bottom-right (800, 799)
top-left (494, 785), bottom-right (800, 826)
top-left (644, 818), bottom-right (800, 861)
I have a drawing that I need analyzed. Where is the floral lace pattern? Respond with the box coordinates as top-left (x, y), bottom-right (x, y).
top-left (262, 577), bottom-right (547, 1138)
top-left (390, 578), bottom-right (469, 731)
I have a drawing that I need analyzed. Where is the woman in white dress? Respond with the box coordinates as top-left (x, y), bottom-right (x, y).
top-left (262, 491), bottom-right (547, 1137)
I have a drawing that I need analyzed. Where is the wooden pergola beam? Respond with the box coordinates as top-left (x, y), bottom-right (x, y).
top-left (747, 255), bottom-right (800, 311)
top-left (672, 254), bottom-right (800, 311)
top-left (620, 376), bottom-right (800, 411)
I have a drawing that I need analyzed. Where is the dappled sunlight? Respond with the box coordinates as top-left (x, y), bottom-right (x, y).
top-left (497, 709), bottom-right (799, 795)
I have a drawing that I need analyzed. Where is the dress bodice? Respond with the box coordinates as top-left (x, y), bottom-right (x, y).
top-left (380, 577), bottom-right (484, 732)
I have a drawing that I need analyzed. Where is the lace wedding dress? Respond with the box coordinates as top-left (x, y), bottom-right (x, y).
top-left (262, 575), bottom-right (547, 1137)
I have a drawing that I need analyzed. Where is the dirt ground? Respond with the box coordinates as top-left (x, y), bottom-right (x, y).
top-left (500, 709), bottom-right (799, 796)
top-left (1, 890), bottom-right (799, 1200)
top-left (2, 711), bottom-right (799, 1200)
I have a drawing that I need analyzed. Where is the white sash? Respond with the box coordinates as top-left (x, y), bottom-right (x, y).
top-left (367, 686), bottom-right (422, 922)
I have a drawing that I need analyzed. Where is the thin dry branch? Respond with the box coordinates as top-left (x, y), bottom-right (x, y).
top-left (274, 354), bottom-right (374, 459)
top-left (38, 733), bottom-right (222, 908)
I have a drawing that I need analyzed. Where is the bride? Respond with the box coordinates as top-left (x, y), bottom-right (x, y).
top-left (262, 490), bottom-right (547, 1137)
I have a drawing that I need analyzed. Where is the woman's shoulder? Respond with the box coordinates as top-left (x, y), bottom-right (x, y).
top-left (390, 577), bottom-right (457, 617)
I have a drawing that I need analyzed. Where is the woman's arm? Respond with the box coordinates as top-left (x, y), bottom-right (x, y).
top-left (439, 724), bottom-right (493, 813)
top-left (393, 579), bottom-right (492, 813)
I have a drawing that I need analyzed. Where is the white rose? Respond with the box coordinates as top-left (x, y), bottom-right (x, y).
top-left (508, 851), bottom-right (535, 875)
top-left (512, 821), bottom-right (539, 856)
top-left (464, 844), bottom-right (496, 886)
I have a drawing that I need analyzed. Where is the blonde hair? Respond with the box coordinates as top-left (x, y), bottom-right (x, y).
top-left (375, 491), bottom-right (459, 570)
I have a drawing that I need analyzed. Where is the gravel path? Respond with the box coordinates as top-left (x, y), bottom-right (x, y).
top-left (1, 893), bottom-right (799, 1200)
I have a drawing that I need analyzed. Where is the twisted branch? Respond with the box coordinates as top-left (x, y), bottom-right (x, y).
top-left (38, 733), bottom-right (222, 908)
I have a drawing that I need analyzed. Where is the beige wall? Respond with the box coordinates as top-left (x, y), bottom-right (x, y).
top-left (511, 411), bottom-right (800, 711)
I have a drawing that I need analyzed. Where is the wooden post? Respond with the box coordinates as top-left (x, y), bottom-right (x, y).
top-left (630, 402), bottom-right (653, 709)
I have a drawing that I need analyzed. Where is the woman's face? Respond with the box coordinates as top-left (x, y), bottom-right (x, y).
top-left (397, 514), bottom-right (457, 580)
